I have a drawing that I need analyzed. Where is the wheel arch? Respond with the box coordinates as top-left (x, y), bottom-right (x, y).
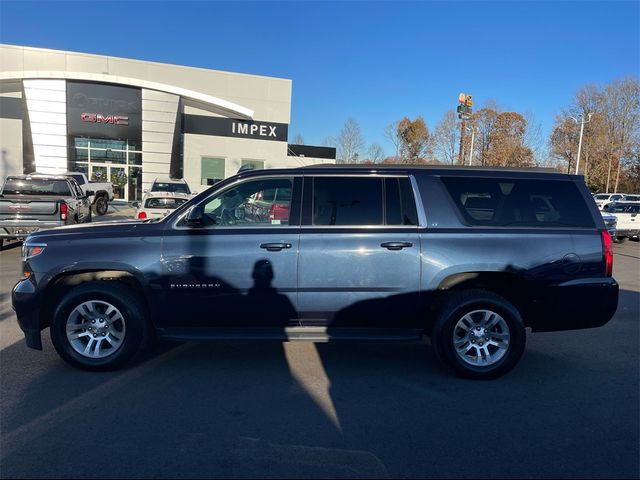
top-left (433, 271), bottom-right (533, 328)
top-left (40, 270), bottom-right (151, 330)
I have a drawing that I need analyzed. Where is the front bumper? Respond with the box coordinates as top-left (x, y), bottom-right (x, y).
top-left (12, 277), bottom-right (44, 350)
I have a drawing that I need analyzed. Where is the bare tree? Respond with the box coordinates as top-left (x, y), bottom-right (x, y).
top-left (522, 111), bottom-right (544, 164)
top-left (611, 78), bottom-right (640, 192)
top-left (292, 133), bottom-right (305, 145)
top-left (384, 120), bottom-right (401, 161)
top-left (322, 136), bottom-right (337, 148)
top-left (367, 143), bottom-right (386, 163)
top-left (336, 118), bottom-right (365, 163)
top-left (433, 110), bottom-right (459, 165)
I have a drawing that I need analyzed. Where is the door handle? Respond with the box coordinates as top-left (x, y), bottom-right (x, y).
top-left (260, 242), bottom-right (292, 251)
top-left (380, 241), bottom-right (413, 250)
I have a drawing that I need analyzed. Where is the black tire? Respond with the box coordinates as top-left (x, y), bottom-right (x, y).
top-left (95, 195), bottom-right (108, 216)
top-left (431, 290), bottom-right (526, 380)
top-left (50, 282), bottom-right (150, 371)
top-left (614, 236), bottom-right (628, 243)
top-left (0, 238), bottom-right (3, 251)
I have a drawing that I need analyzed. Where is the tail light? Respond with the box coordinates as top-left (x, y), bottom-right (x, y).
top-left (601, 229), bottom-right (613, 277)
top-left (60, 203), bottom-right (68, 221)
top-left (137, 211), bottom-right (147, 219)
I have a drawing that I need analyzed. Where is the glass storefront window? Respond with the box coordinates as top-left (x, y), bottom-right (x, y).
top-left (128, 152), bottom-right (142, 165)
top-left (201, 157), bottom-right (225, 186)
top-left (89, 148), bottom-right (126, 164)
top-left (91, 166), bottom-right (108, 182)
top-left (110, 167), bottom-right (127, 200)
top-left (128, 167), bottom-right (143, 202)
top-left (90, 138), bottom-right (126, 150)
top-left (69, 137), bottom-right (143, 202)
top-left (75, 148), bottom-right (89, 161)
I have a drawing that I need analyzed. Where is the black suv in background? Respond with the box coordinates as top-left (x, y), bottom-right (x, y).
top-left (13, 166), bottom-right (618, 379)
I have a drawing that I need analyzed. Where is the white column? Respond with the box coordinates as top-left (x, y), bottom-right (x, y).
top-left (23, 79), bottom-right (67, 174)
top-left (141, 89), bottom-right (179, 191)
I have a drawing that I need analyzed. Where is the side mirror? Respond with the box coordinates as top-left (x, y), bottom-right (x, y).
top-left (143, 189), bottom-right (149, 194)
top-left (185, 205), bottom-right (204, 227)
top-left (132, 201), bottom-right (140, 209)
top-left (86, 190), bottom-right (95, 197)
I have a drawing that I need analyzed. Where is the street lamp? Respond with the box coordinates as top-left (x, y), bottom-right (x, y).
top-left (569, 113), bottom-right (592, 175)
top-left (465, 125), bottom-right (478, 166)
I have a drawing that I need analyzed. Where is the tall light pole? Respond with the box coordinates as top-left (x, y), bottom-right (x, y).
top-left (570, 113), bottom-right (592, 174)
top-left (465, 125), bottom-right (477, 166)
top-left (457, 93), bottom-right (473, 164)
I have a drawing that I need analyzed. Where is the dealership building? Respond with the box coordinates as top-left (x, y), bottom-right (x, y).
top-left (0, 44), bottom-right (335, 201)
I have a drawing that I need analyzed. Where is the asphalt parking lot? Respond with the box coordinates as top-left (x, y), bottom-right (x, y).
top-left (0, 231), bottom-right (638, 478)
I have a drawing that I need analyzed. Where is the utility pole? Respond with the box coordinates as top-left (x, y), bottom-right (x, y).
top-left (466, 125), bottom-right (477, 166)
top-left (456, 93), bottom-right (473, 165)
top-left (458, 119), bottom-right (466, 164)
top-left (570, 113), bottom-right (592, 175)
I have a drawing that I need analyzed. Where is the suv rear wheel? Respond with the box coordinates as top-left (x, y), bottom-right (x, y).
top-left (50, 282), bottom-right (149, 370)
top-left (431, 290), bottom-right (526, 379)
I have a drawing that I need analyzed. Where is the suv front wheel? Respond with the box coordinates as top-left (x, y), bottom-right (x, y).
top-left (431, 290), bottom-right (526, 379)
top-left (50, 282), bottom-right (149, 370)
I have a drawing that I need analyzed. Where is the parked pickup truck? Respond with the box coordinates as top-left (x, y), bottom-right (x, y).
top-left (603, 202), bottom-right (640, 242)
top-left (64, 172), bottom-right (114, 216)
top-left (0, 174), bottom-right (92, 249)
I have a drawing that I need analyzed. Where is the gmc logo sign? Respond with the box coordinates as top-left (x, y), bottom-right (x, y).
top-left (81, 113), bottom-right (129, 125)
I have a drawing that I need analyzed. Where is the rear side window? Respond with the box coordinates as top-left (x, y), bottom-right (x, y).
top-left (313, 177), bottom-right (383, 226)
top-left (441, 177), bottom-right (595, 228)
top-left (385, 177), bottom-right (418, 226)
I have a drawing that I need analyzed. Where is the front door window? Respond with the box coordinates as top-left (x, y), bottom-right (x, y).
top-left (200, 178), bottom-right (294, 227)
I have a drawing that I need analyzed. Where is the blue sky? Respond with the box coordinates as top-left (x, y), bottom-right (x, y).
top-left (1, 0), bottom-right (638, 157)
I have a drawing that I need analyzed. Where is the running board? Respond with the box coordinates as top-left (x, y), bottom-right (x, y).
top-left (158, 327), bottom-right (424, 343)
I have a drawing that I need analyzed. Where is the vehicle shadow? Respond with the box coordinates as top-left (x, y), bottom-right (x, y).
top-left (1, 263), bottom-right (637, 480)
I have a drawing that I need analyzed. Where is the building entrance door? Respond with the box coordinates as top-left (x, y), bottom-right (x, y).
top-left (90, 164), bottom-right (128, 201)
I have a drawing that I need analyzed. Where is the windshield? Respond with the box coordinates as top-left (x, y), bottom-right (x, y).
top-left (2, 178), bottom-right (71, 196)
top-left (144, 197), bottom-right (189, 209)
top-left (594, 194), bottom-right (610, 200)
top-left (151, 182), bottom-right (191, 194)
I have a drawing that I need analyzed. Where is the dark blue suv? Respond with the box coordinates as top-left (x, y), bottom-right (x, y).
top-left (13, 166), bottom-right (618, 379)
